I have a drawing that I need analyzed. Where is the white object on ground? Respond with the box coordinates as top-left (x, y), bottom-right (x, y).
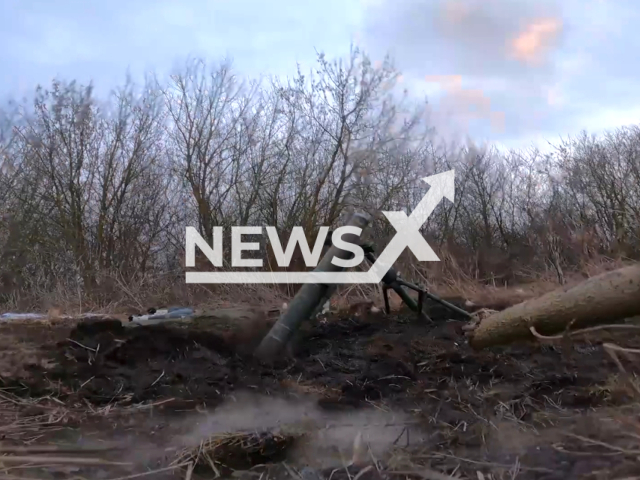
top-left (129, 307), bottom-right (194, 325)
top-left (321, 300), bottom-right (331, 314)
top-left (0, 313), bottom-right (47, 321)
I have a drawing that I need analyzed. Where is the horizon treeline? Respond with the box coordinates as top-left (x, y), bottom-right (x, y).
top-left (1, 48), bottom-right (638, 309)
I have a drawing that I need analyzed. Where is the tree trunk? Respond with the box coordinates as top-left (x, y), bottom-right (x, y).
top-left (468, 263), bottom-right (640, 350)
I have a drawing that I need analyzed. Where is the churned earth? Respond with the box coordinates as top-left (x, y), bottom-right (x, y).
top-left (0, 302), bottom-right (639, 479)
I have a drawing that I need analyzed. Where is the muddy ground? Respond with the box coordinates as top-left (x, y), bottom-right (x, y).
top-left (0, 304), bottom-right (639, 479)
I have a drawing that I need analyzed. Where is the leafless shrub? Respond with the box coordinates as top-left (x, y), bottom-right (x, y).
top-left (1, 48), bottom-right (639, 309)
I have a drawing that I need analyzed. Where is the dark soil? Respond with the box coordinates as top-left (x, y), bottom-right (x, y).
top-left (28, 313), bottom-right (634, 410)
top-left (4, 306), bottom-right (640, 480)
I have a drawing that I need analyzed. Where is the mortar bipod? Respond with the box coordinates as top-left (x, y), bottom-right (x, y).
top-left (361, 246), bottom-right (472, 322)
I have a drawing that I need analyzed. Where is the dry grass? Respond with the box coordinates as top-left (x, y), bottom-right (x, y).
top-left (0, 386), bottom-right (224, 479)
top-left (172, 431), bottom-right (297, 475)
top-left (2, 387), bottom-right (639, 480)
top-left (2, 279), bottom-right (640, 479)
top-left (0, 389), bottom-right (139, 477)
top-left (4, 255), bottom-right (629, 325)
top-left (279, 378), bottom-right (342, 398)
top-left (430, 255), bottom-right (633, 311)
top-left (0, 388), bottom-right (73, 442)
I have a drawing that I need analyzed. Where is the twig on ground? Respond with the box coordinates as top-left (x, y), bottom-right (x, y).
top-left (562, 432), bottom-right (640, 455)
top-left (0, 455), bottom-right (131, 465)
top-left (603, 343), bottom-right (640, 356)
top-left (529, 324), bottom-right (640, 343)
top-left (104, 462), bottom-right (193, 480)
top-left (387, 468), bottom-right (457, 479)
top-left (417, 453), bottom-right (554, 474)
top-left (150, 370), bottom-right (165, 387)
top-left (602, 343), bottom-right (640, 398)
top-left (0, 446), bottom-right (115, 454)
top-left (184, 462), bottom-right (194, 480)
top-left (67, 338), bottom-right (97, 353)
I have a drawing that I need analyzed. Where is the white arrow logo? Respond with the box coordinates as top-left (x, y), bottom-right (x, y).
top-left (369, 169), bottom-right (455, 280)
top-left (186, 169), bottom-right (455, 284)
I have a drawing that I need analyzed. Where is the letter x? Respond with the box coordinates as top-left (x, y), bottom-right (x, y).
top-left (382, 211), bottom-right (439, 262)
top-left (372, 185), bottom-right (442, 275)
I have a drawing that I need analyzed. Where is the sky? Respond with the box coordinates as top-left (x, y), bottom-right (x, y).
top-left (1, 0), bottom-right (638, 151)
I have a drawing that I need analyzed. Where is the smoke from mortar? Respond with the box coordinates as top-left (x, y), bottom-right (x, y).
top-left (175, 392), bottom-right (421, 468)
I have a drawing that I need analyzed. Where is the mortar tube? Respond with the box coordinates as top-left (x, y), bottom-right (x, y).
top-left (254, 212), bottom-right (371, 362)
top-left (309, 242), bottom-right (340, 320)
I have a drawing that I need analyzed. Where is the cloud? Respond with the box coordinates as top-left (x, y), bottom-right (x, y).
top-left (360, 0), bottom-right (564, 143)
top-left (0, 0), bottom-right (638, 149)
top-left (360, 0), bottom-right (640, 148)
top-left (362, 0), bottom-right (563, 78)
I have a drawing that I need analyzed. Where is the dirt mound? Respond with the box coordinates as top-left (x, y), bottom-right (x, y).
top-left (38, 321), bottom-right (260, 405)
top-left (3, 308), bottom-right (640, 479)
top-left (19, 309), bottom-right (634, 415)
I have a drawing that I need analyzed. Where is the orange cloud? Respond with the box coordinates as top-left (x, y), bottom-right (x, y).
top-left (510, 18), bottom-right (562, 64)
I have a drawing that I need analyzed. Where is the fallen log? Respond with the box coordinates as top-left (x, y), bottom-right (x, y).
top-left (467, 263), bottom-right (640, 350)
